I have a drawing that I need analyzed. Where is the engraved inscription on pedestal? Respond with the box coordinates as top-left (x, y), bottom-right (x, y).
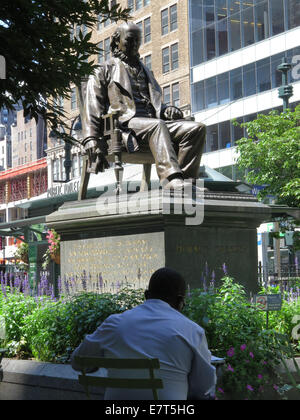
top-left (61, 232), bottom-right (165, 293)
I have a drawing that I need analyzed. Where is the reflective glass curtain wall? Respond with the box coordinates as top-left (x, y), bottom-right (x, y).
top-left (190, 0), bottom-right (300, 67)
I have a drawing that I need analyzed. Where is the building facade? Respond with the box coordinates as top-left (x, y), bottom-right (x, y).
top-left (11, 110), bottom-right (47, 168)
top-left (189, 0), bottom-right (300, 178)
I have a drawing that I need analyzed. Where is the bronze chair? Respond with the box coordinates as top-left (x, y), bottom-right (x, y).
top-left (74, 356), bottom-right (163, 400)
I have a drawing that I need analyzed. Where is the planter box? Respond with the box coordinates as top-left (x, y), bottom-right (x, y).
top-left (0, 357), bottom-right (299, 400)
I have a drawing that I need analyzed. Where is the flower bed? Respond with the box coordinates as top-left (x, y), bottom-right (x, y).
top-left (0, 273), bottom-right (300, 400)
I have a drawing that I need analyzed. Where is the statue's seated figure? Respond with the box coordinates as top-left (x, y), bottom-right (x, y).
top-left (82, 22), bottom-right (206, 191)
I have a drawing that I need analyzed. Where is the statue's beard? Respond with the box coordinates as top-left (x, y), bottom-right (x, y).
top-left (112, 46), bottom-right (140, 66)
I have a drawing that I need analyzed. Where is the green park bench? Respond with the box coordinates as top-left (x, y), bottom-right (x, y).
top-left (74, 356), bottom-right (163, 400)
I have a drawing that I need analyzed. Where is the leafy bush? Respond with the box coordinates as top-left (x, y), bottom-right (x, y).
top-left (1, 276), bottom-right (299, 400)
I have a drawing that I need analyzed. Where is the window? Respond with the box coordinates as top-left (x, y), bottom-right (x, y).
top-left (271, 0), bottom-right (284, 36)
top-left (144, 54), bottom-right (152, 70)
top-left (242, 0), bottom-right (254, 47)
top-left (162, 47), bottom-right (170, 73)
top-left (254, 0), bottom-right (269, 42)
top-left (170, 4), bottom-right (178, 32)
top-left (136, 0), bottom-right (142, 10)
top-left (71, 87), bottom-right (77, 110)
top-left (219, 120), bottom-right (231, 149)
top-left (128, 0), bottom-right (134, 11)
top-left (144, 17), bottom-right (151, 43)
top-left (192, 81), bottom-right (205, 113)
top-left (229, 0), bottom-right (241, 52)
top-left (161, 9), bottom-right (169, 35)
top-left (163, 83), bottom-right (180, 107)
top-left (205, 76), bottom-right (217, 108)
top-left (98, 41), bottom-right (104, 64)
top-left (217, 73), bottom-right (229, 104)
top-left (104, 37), bottom-right (111, 61)
top-left (256, 57), bottom-right (271, 93)
top-left (230, 68), bottom-right (243, 100)
top-left (161, 4), bottom-right (177, 35)
top-left (171, 43), bottom-right (179, 70)
top-left (163, 86), bottom-right (171, 105)
top-left (288, 0), bottom-right (300, 30)
top-left (128, 0), bottom-right (150, 12)
top-left (172, 83), bottom-right (180, 107)
top-left (243, 62), bottom-right (256, 96)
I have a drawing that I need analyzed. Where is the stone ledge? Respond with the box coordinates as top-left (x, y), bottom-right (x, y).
top-left (0, 358), bottom-right (105, 400)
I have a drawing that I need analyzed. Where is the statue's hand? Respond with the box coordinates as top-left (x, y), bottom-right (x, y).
top-left (85, 145), bottom-right (109, 174)
top-left (163, 106), bottom-right (183, 121)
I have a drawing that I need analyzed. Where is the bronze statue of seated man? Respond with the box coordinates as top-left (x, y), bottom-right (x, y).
top-left (82, 22), bottom-right (206, 191)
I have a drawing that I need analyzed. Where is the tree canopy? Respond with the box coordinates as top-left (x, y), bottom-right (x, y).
top-left (0, 0), bottom-right (129, 129)
top-left (236, 106), bottom-right (300, 209)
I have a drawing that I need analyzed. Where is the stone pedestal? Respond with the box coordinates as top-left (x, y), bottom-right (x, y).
top-left (46, 189), bottom-right (272, 295)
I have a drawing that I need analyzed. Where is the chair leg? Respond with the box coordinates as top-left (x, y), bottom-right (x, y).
top-left (78, 156), bottom-right (90, 200)
top-left (114, 152), bottom-right (124, 195)
top-left (140, 163), bottom-right (152, 192)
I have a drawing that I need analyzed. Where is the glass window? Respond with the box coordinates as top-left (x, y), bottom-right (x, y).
top-left (192, 81), bottom-right (205, 112)
top-left (218, 72), bottom-right (229, 104)
top-left (144, 54), bottom-right (152, 70)
top-left (256, 57), bottom-right (271, 93)
top-left (206, 124), bottom-right (218, 152)
top-left (172, 83), bottom-right (180, 107)
top-left (217, 1), bottom-right (228, 57)
top-left (190, 0), bottom-right (205, 32)
top-left (71, 88), bottom-right (77, 110)
top-left (171, 43), bottom-right (179, 70)
top-left (230, 68), bottom-right (243, 100)
top-left (204, 0), bottom-right (216, 60)
top-left (192, 29), bottom-right (204, 66)
top-left (288, 0), bottom-right (300, 29)
top-left (231, 117), bottom-right (244, 145)
top-left (144, 17), bottom-right (151, 43)
top-left (163, 86), bottom-right (171, 106)
top-left (128, 0), bottom-right (134, 11)
top-left (229, 0), bottom-right (241, 52)
top-left (254, 0), bottom-right (269, 41)
top-left (271, 0), bottom-right (284, 36)
top-left (144, 0), bottom-right (150, 6)
top-left (98, 41), bottom-right (104, 64)
top-left (219, 120), bottom-right (231, 149)
top-left (205, 76), bottom-right (217, 108)
top-left (242, 0), bottom-right (254, 47)
top-left (271, 53), bottom-right (285, 89)
top-left (137, 21), bottom-right (143, 43)
top-left (162, 47), bottom-right (170, 73)
top-left (161, 9), bottom-right (169, 35)
top-left (136, 0), bottom-right (143, 10)
top-left (170, 4), bottom-right (178, 32)
top-left (104, 37), bottom-right (111, 61)
top-left (243, 62), bottom-right (256, 97)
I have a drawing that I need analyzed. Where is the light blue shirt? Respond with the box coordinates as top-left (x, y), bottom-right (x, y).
top-left (71, 299), bottom-right (216, 400)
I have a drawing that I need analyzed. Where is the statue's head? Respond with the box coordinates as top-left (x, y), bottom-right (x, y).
top-left (111, 22), bottom-right (142, 58)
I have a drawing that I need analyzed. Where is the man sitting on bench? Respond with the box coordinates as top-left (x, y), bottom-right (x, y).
top-left (71, 268), bottom-right (216, 400)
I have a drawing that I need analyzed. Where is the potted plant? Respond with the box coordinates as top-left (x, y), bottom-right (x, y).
top-left (42, 229), bottom-right (60, 269)
top-left (13, 242), bottom-right (29, 271)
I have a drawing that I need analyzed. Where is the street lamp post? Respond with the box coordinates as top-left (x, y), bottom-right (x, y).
top-left (277, 57), bottom-right (294, 110)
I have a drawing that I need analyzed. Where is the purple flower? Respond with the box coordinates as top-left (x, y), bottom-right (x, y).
top-left (217, 388), bottom-right (225, 394)
top-left (240, 344), bottom-right (246, 351)
top-left (249, 352), bottom-right (254, 359)
top-left (247, 385), bottom-right (254, 392)
top-left (227, 364), bottom-right (234, 372)
top-left (258, 374), bottom-right (263, 380)
top-left (222, 262), bottom-right (228, 275)
top-left (227, 347), bottom-right (235, 357)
